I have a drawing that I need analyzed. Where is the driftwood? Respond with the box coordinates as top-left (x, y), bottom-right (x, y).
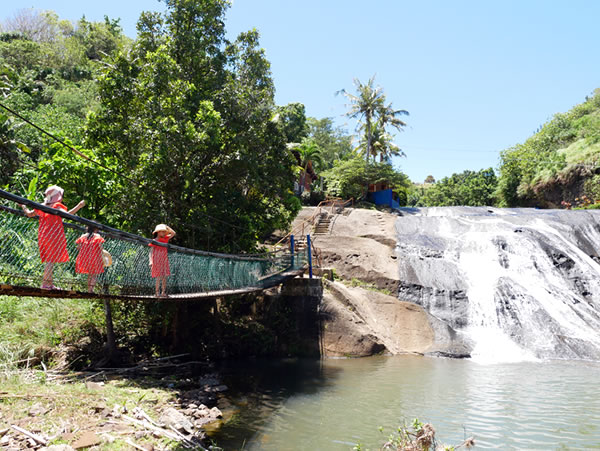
top-left (168, 424), bottom-right (197, 447)
top-left (121, 414), bottom-right (206, 450)
top-left (133, 406), bottom-right (161, 427)
top-left (42, 354), bottom-right (198, 383)
top-left (124, 438), bottom-right (148, 450)
top-left (121, 414), bottom-right (182, 442)
top-left (10, 425), bottom-right (48, 446)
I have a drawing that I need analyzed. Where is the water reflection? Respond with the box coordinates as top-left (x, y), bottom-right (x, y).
top-left (211, 356), bottom-right (600, 450)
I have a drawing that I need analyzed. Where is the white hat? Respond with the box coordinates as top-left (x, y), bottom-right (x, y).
top-left (44, 185), bottom-right (64, 205)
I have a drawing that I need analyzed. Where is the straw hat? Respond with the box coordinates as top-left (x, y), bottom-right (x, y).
top-left (102, 249), bottom-right (113, 267)
top-left (153, 224), bottom-right (170, 235)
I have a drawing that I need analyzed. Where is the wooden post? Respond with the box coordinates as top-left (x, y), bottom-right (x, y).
top-left (103, 298), bottom-right (118, 364)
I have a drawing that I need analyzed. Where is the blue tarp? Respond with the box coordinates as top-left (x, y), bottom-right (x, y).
top-left (368, 189), bottom-right (399, 209)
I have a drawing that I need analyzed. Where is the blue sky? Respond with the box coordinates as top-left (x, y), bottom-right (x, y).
top-left (7, 1), bottom-right (600, 183)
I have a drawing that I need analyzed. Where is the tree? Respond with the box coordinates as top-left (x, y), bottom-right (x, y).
top-left (355, 123), bottom-right (401, 162)
top-left (2, 9), bottom-right (60, 43)
top-left (338, 76), bottom-right (385, 163)
top-left (306, 117), bottom-right (353, 169)
top-left (321, 156), bottom-right (410, 200)
top-left (422, 168), bottom-right (497, 206)
top-left (275, 102), bottom-right (308, 145)
top-left (295, 138), bottom-right (323, 192)
top-left (424, 175), bottom-right (435, 184)
top-left (339, 76), bottom-right (409, 164)
top-left (0, 111), bottom-right (29, 187)
top-left (86, 0), bottom-right (297, 251)
top-left (374, 101), bottom-right (408, 161)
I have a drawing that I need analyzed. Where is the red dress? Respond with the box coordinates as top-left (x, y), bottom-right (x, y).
top-left (34, 202), bottom-right (69, 263)
top-left (75, 233), bottom-right (105, 274)
top-left (149, 236), bottom-right (171, 278)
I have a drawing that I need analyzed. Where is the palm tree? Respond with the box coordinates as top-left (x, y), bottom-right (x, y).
top-left (355, 124), bottom-right (403, 162)
top-left (295, 139), bottom-right (323, 193)
top-left (338, 76), bottom-right (385, 163)
top-left (377, 102), bottom-right (409, 136)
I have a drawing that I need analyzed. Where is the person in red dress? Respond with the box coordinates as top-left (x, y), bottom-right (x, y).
top-left (20, 185), bottom-right (86, 290)
top-left (75, 224), bottom-right (105, 293)
top-left (149, 224), bottom-right (176, 298)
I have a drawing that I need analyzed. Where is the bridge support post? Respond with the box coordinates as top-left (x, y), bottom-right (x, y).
top-left (307, 234), bottom-right (313, 278)
top-left (97, 298), bottom-right (119, 367)
top-left (280, 277), bottom-right (323, 357)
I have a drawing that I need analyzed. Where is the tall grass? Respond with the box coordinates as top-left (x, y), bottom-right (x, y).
top-left (0, 295), bottom-right (104, 375)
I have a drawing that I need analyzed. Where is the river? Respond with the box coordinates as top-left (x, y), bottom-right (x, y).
top-left (210, 355), bottom-right (600, 450)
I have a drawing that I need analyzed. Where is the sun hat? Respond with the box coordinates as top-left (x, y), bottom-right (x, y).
top-left (153, 224), bottom-right (170, 235)
top-left (102, 249), bottom-right (113, 267)
top-left (44, 185), bottom-right (64, 205)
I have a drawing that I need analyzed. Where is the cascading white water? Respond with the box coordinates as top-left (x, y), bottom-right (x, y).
top-left (395, 207), bottom-right (600, 362)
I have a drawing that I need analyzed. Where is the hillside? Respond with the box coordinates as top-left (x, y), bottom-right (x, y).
top-left (497, 89), bottom-right (600, 207)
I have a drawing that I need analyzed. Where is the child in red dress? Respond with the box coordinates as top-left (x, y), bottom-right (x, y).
top-left (75, 224), bottom-right (105, 292)
top-left (149, 224), bottom-right (176, 298)
top-left (20, 185), bottom-right (85, 290)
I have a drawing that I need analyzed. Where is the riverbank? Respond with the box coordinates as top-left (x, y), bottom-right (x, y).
top-left (0, 356), bottom-right (226, 450)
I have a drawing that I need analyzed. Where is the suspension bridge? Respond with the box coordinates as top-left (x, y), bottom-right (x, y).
top-left (0, 189), bottom-right (311, 302)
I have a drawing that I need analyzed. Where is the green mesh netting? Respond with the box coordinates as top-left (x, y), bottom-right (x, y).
top-left (0, 202), bottom-right (306, 297)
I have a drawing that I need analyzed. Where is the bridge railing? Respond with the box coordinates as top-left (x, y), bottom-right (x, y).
top-left (0, 189), bottom-right (307, 297)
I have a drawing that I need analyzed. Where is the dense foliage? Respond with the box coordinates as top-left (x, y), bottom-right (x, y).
top-left (419, 168), bottom-right (497, 207)
top-left (321, 156), bottom-right (411, 201)
top-left (0, 3), bottom-right (302, 252)
top-left (497, 89), bottom-right (600, 207)
top-left (307, 117), bottom-right (353, 169)
top-left (85, 0), bottom-right (300, 251)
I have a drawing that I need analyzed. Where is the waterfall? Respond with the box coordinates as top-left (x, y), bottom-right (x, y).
top-left (395, 207), bottom-right (600, 362)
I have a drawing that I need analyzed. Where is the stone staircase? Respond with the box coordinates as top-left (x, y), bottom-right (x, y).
top-left (313, 213), bottom-right (331, 235)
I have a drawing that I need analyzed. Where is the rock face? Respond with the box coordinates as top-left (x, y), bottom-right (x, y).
top-left (394, 206), bottom-right (600, 361)
top-left (293, 207), bottom-right (471, 358)
top-left (295, 205), bottom-right (600, 361)
top-left (320, 281), bottom-right (472, 358)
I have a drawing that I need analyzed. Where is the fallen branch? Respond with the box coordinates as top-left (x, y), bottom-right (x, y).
top-left (122, 414), bottom-right (181, 442)
top-left (84, 370), bottom-right (106, 381)
top-left (168, 424), bottom-right (198, 448)
top-left (149, 353), bottom-right (190, 362)
top-left (124, 438), bottom-right (148, 451)
top-left (11, 425), bottom-right (48, 446)
top-left (122, 414), bottom-right (206, 450)
top-left (0, 393), bottom-right (48, 399)
top-left (133, 407), bottom-right (161, 427)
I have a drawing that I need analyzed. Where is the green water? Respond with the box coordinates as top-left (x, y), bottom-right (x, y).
top-left (211, 355), bottom-right (600, 450)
